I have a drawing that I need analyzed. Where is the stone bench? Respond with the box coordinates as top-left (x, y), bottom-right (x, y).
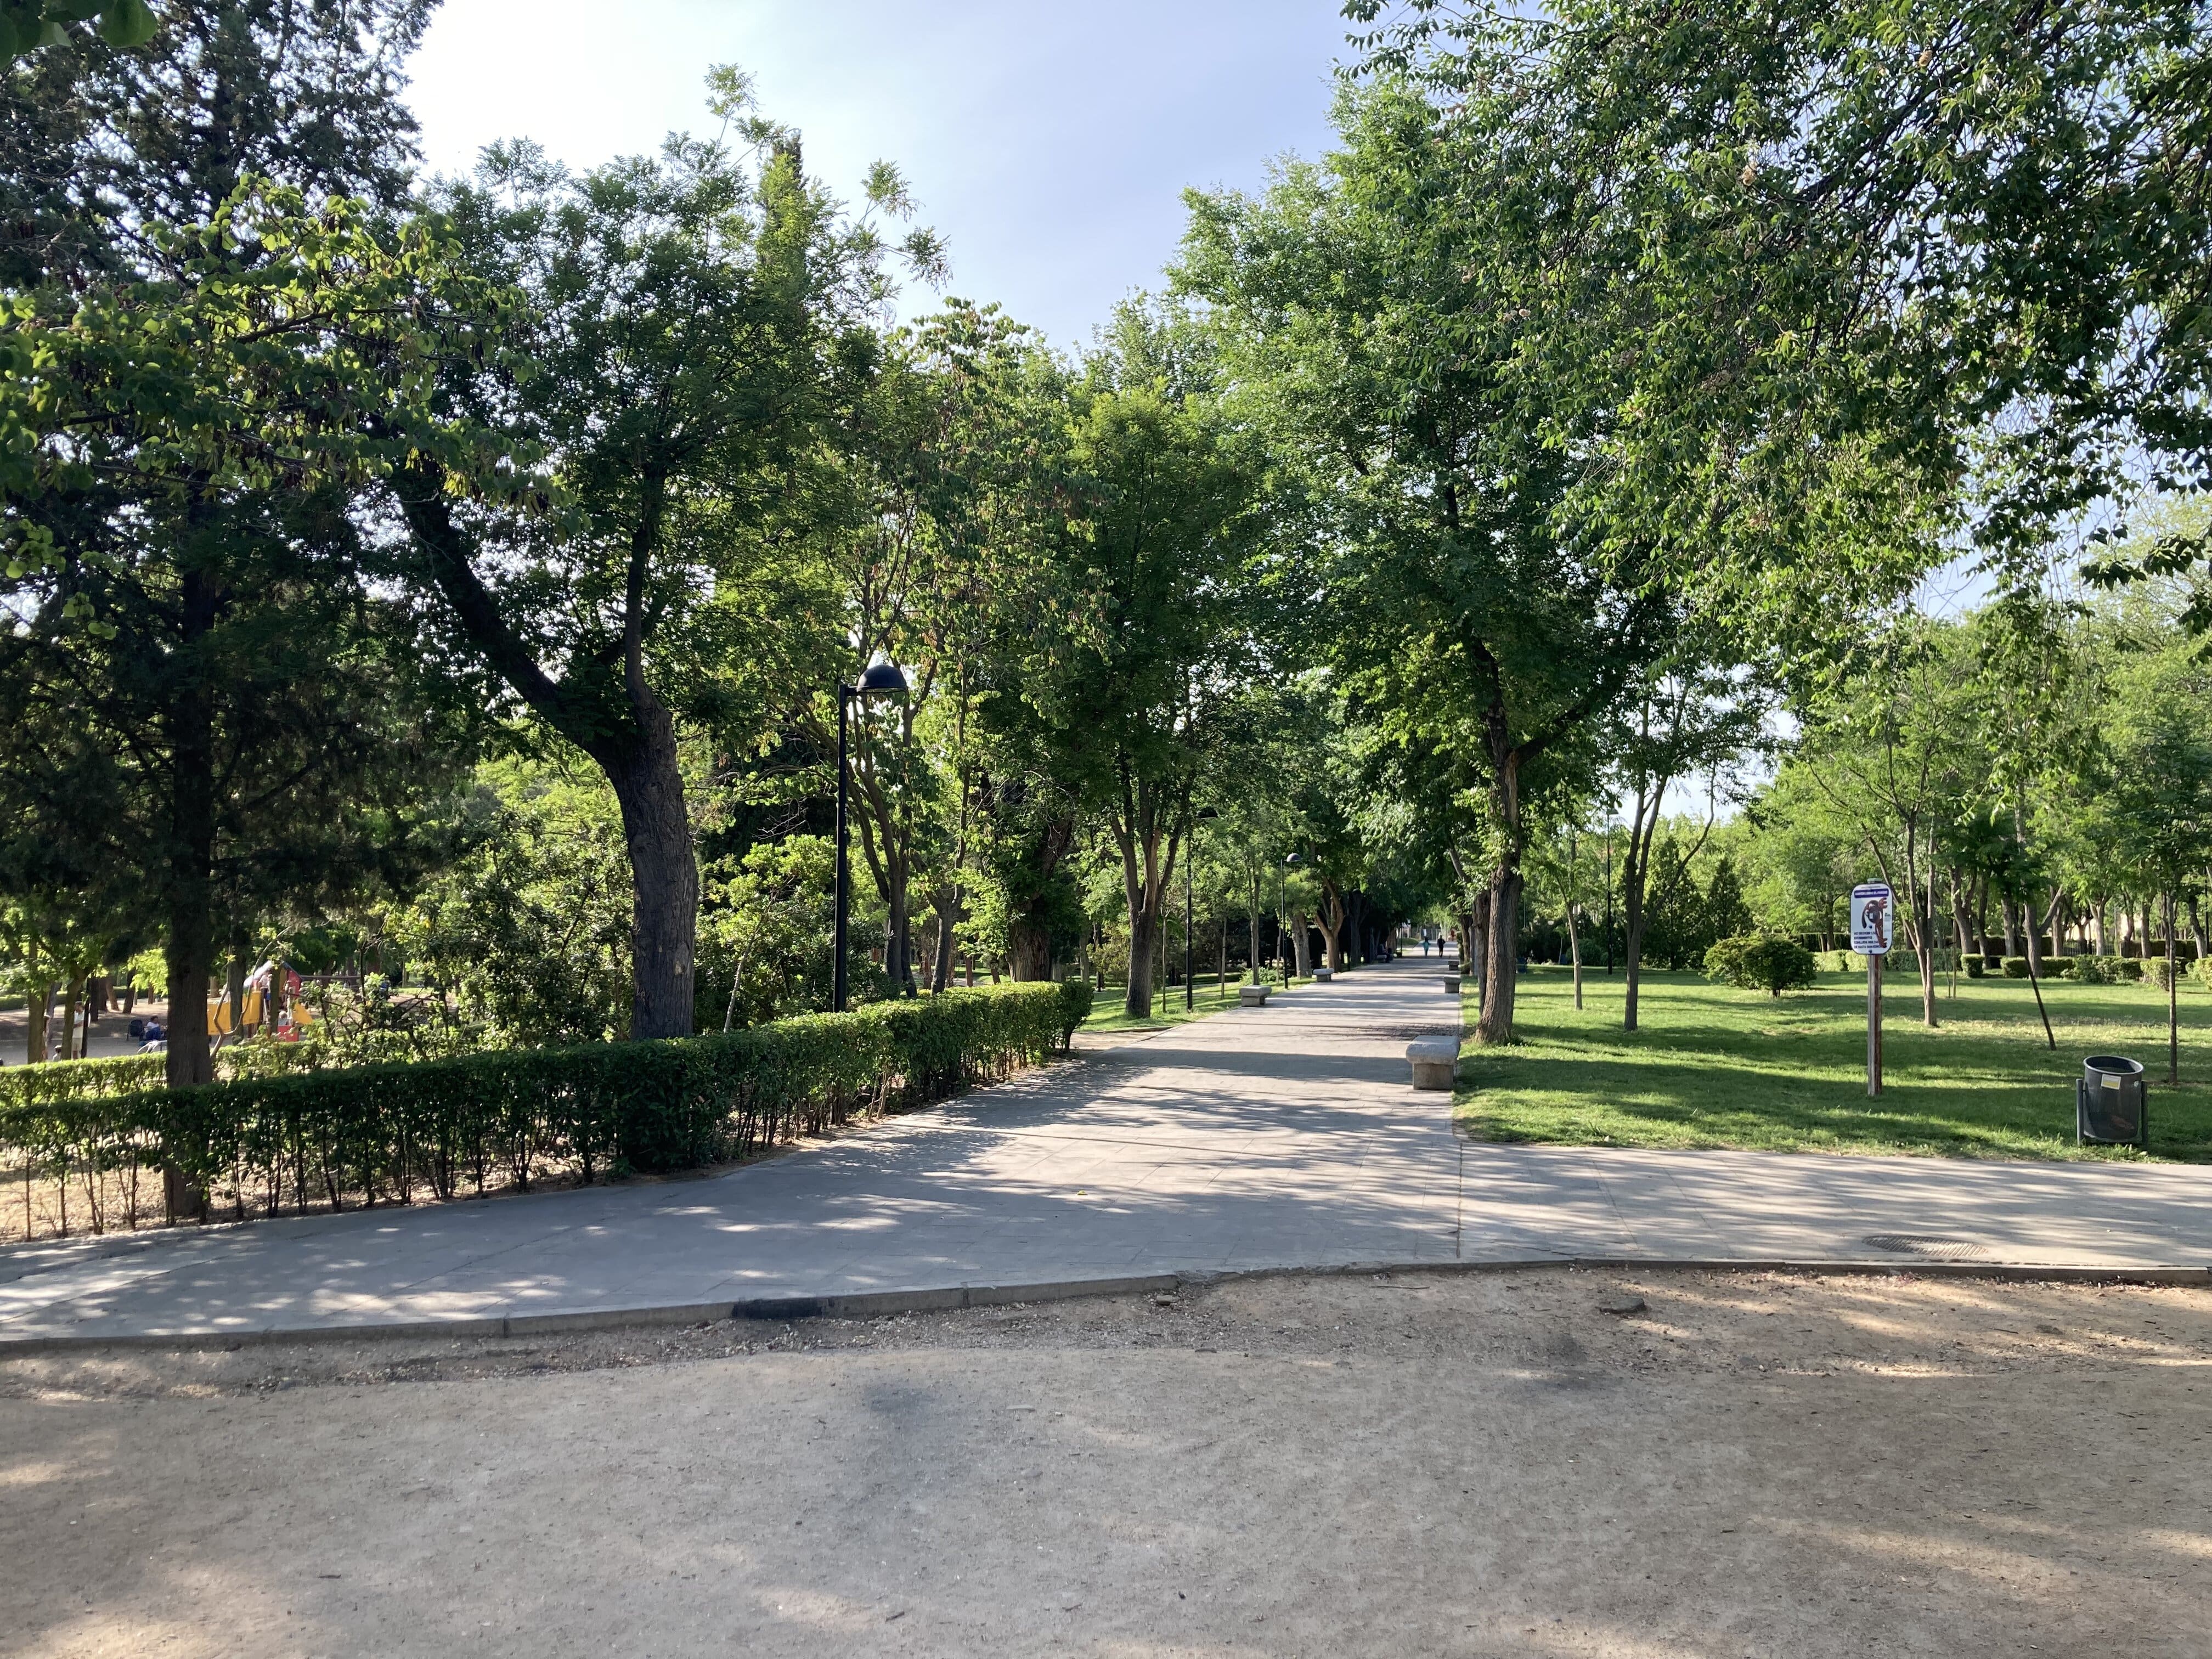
top-left (1312, 966), bottom-right (1333, 982)
top-left (1442, 975), bottom-right (1462, 995)
top-left (1238, 984), bottom-right (1271, 1008)
top-left (1407, 1036), bottom-right (1461, 1091)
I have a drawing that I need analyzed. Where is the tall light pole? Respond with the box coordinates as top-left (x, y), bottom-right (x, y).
top-left (834, 661), bottom-right (909, 1013)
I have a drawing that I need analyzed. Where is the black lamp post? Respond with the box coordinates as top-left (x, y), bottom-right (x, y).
top-left (834, 661), bottom-right (908, 1013)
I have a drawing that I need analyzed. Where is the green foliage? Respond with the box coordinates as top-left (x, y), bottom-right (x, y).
top-left (1704, 935), bottom-right (1819, 998)
top-left (1703, 859), bottom-right (1754, 943)
top-left (294, 978), bottom-right (484, 1068)
top-left (2002, 957), bottom-right (2030, 979)
top-left (1635, 841), bottom-right (1752, 973)
top-left (0, 983), bottom-right (1090, 1228)
top-left (388, 765), bottom-right (634, 1047)
top-left (2076, 956), bottom-right (2145, 985)
top-left (696, 834), bottom-right (844, 1031)
top-left (0, 0), bottom-right (156, 59)
top-left (0, 1032), bottom-right (363, 1114)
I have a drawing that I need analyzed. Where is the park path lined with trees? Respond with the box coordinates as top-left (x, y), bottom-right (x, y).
top-left (4, 0), bottom-right (2212, 1240)
top-left (3, 958), bottom-right (2204, 1347)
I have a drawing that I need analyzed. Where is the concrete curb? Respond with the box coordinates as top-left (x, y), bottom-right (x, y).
top-left (2, 1256), bottom-right (2203, 1356)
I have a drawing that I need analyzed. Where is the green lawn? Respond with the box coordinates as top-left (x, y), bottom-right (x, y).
top-left (1455, 966), bottom-right (2212, 1161)
top-left (1080, 974), bottom-right (1317, 1034)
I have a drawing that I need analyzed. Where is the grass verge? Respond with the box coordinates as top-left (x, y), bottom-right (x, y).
top-left (1080, 974), bottom-right (1326, 1034)
top-left (1454, 965), bottom-right (2212, 1161)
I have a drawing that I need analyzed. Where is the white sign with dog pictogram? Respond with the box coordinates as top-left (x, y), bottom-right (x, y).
top-left (1850, 882), bottom-right (1894, 956)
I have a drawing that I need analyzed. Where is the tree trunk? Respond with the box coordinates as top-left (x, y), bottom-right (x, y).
top-left (225, 947), bottom-right (248, 1042)
top-left (2166, 891), bottom-right (2181, 1085)
top-left (165, 574), bottom-right (218, 1092)
top-left (58, 978), bottom-right (83, 1062)
top-left (603, 718), bottom-right (699, 1041)
top-left (1476, 867), bottom-right (1522, 1045)
top-left (397, 469), bottom-right (705, 1042)
top-left (1248, 872), bottom-right (1263, 985)
top-left (1289, 909), bottom-right (1312, 977)
top-left (1950, 877), bottom-right (1974, 978)
top-left (1621, 856), bottom-right (1649, 1034)
top-left (1113, 778), bottom-right (1175, 1019)
top-left (1566, 902), bottom-right (1583, 1011)
top-left (1126, 901), bottom-right (1160, 1016)
top-left (25, 953), bottom-right (47, 1064)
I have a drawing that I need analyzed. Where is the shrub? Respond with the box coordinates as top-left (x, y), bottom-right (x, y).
top-left (2002, 957), bottom-right (2030, 978)
top-left (2044, 955), bottom-right (2077, 979)
top-left (2147, 956), bottom-right (2185, 991)
top-left (1704, 935), bottom-right (1820, 997)
top-left (1965, 956), bottom-right (1985, 978)
top-left (2076, 955), bottom-right (2143, 985)
top-left (0, 981), bottom-right (1089, 1233)
top-left (2193, 957), bottom-right (2212, 993)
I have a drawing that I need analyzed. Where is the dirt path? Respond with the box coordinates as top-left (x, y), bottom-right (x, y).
top-left (3, 1268), bottom-right (2207, 1657)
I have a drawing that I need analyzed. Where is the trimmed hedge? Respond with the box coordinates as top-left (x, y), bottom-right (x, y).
top-left (2075, 955), bottom-right (2145, 985)
top-left (1, 981), bottom-right (1090, 1231)
top-left (0, 1035), bottom-right (343, 1116)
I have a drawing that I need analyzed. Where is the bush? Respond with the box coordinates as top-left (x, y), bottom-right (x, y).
top-left (2194, 957), bottom-right (2212, 993)
top-left (2002, 957), bottom-right (2030, 978)
top-left (1965, 956), bottom-right (1985, 978)
top-left (2044, 955), bottom-right (2077, 979)
top-left (2147, 956), bottom-right (2185, 991)
top-left (1705, 935), bottom-right (1820, 997)
top-left (0, 981), bottom-right (1090, 1231)
top-left (2076, 955), bottom-right (2143, 985)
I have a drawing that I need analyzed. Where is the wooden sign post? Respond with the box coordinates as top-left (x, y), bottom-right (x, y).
top-left (1852, 882), bottom-right (1894, 1097)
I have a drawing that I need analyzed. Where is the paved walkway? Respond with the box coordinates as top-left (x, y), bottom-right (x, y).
top-left (1, 962), bottom-right (2205, 1344)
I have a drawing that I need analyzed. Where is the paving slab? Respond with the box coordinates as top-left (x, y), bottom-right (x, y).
top-left (0, 961), bottom-right (2205, 1344)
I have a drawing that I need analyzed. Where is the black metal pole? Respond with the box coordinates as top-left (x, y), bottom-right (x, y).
top-left (833, 684), bottom-right (851, 1013)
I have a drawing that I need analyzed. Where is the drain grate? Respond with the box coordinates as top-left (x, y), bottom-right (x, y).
top-left (1863, 1234), bottom-right (1989, 1261)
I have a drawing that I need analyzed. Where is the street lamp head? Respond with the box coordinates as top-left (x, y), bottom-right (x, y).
top-left (855, 661), bottom-right (909, 697)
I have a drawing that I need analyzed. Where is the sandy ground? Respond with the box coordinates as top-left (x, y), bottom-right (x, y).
top-left (2, 1267), bottom-right (2207, 1658)
top-left (0, 1000), bottom-right (169, 1065)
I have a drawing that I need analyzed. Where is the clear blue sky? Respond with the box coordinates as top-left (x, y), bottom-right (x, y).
top-left (404, 1), bottom-right (1357, 350)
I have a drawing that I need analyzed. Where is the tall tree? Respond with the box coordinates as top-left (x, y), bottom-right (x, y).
top-left (386, 87), bottom-right (940, 1037)
top-left (1, 2), bottom-right (450, 1094)
top-left (1015, 304), bottom-right (1271, 1017)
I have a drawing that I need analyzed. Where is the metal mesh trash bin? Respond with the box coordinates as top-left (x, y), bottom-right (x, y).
top-left (2078, 1054), bottom-right (2147, 1147)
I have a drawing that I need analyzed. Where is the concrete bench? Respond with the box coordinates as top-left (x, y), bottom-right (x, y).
top-left (1407, 1036), bottom-right (1461, 1091)
top-left (1442, 975), bottom-right (1462, 995)
top-left (1312, 966), bottom-right (1333, 982)
top-left (1238, 984), bottom-right (1271, 1008)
